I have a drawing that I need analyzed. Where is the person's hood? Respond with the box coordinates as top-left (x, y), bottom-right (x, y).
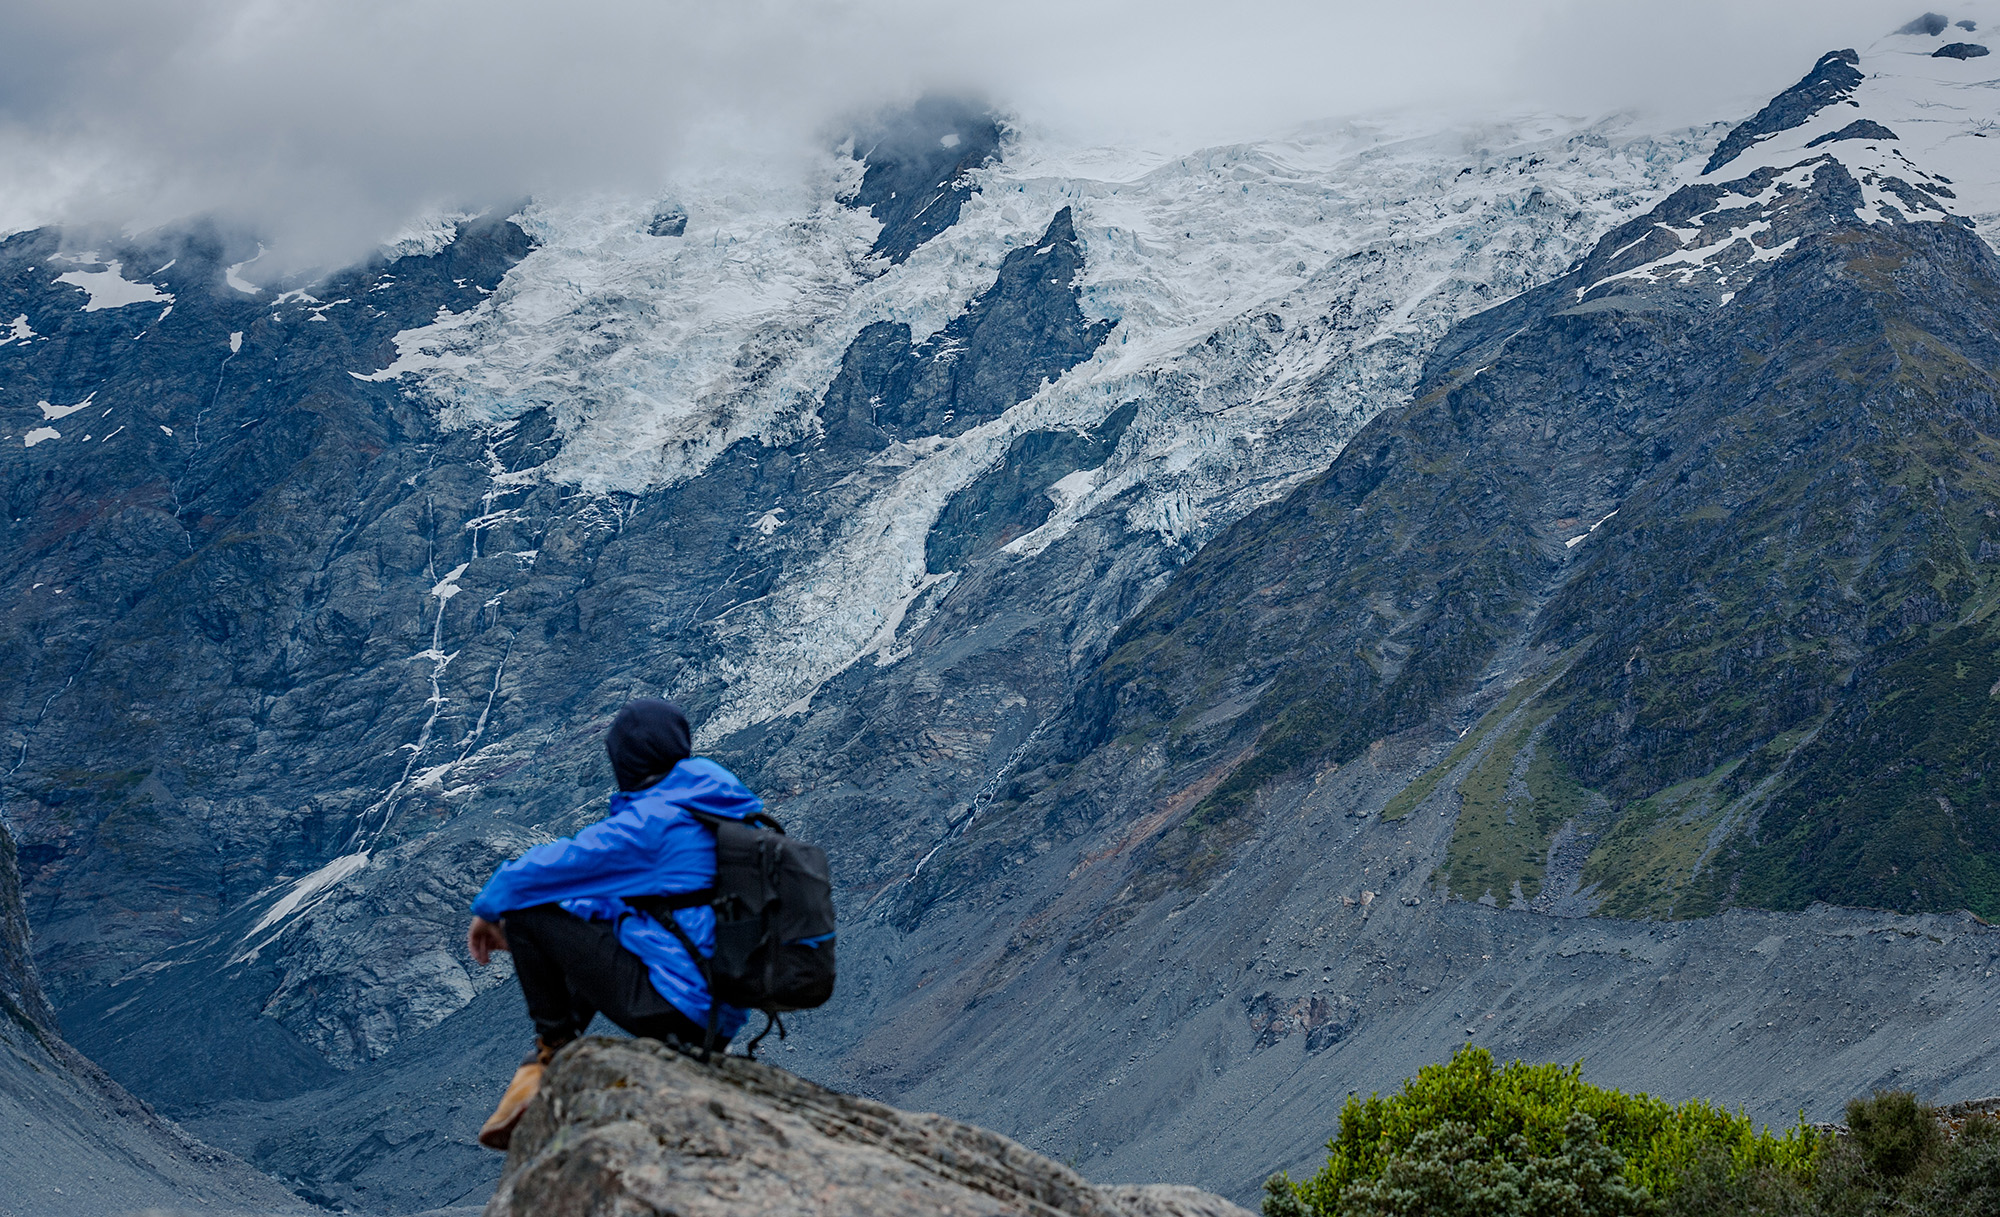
top-left (606, 699), bottom-right (691, 791)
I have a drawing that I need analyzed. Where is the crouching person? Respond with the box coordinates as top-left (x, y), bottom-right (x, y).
top-left (465, 698), bottom-right (759, 1150)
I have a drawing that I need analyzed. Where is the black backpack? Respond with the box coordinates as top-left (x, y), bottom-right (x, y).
top-left (626, 810), bottom-right (836, 1057)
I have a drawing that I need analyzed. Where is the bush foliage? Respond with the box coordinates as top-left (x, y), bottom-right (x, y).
top-left (1843, 1089), bottom-right (1942, 1179)
top-left (1265, 1050), bottom-right (2000, 1217)
top-left (1264, 1046), bottom-right (1818, 1216)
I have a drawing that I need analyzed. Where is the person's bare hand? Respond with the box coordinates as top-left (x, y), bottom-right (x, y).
top-left (468, 916), bottom-right (509, 965)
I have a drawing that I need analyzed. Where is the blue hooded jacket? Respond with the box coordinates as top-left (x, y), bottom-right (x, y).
top-left (471, 757), bottom-right (759, 1036)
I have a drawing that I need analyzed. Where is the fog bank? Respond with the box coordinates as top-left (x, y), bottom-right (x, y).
top-left (0, 0), bottom-right (1916, 274)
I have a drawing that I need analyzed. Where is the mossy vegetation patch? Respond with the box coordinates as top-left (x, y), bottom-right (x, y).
top-left (1580, 759), bottom-right (1739, 919)
top-left (1382, 663), bottom-right (1569, 823)
top-left (1440, 713), bottom-right (1549, 903)
top-left (1711, 617), bottom-right (2000, 918)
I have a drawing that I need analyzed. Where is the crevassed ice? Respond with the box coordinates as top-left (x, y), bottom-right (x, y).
top-left (358, 159), bottom-right (881, 495)
top-left (372, 112), bottom-right (1710, 742)
top-left (383, 210), bottom-right (484, 260)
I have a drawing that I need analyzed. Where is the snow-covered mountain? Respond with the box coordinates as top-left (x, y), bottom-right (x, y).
top-left (5, 9), bottom-right (2000, 1212)
top-left (358, 112), bottom-right (1708, 748)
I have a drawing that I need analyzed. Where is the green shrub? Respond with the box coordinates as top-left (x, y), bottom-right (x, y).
top-left (1813, 1110), bottom-right (2000, 1217)
top-left (1652, 1145), bottom-right (1813, 1217)
top-left (1923, 1114), bottom-right (2000, 1216)
top-left (1264, 1046), bottom-right (1821, 1216)
top-left (1333, 1114), bottom-right (1651, 1217)
top-left (1844, 1090), bottom-right (1941, 1179)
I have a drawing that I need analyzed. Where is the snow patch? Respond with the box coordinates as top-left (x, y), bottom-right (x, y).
top-left (1566, 507), bottom-right (1620, 548)
top-left (38, 392), bottom-right (96, 420)
top-left (0, 314), bottom-right (34, 346)
top-left (430, 562), bottom-right (471, 602)
top-left (1706, 11), bottom-right (2000, 247)
top-left (54, 262), bottom-right (173, 311)
top-left (22, 427), bottom-right (59, 447)
top-left (247, 851), bottom-right (371, 937)
top-left (1046, 467), bottom-right (1102, 508)
top-left (224, 247), bottom-right (265, 295)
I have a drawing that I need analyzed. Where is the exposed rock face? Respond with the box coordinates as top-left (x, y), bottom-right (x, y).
top-left (1702, 49), bottom-right (1861, 174)
top-left (1043, 202), bottom-right (2000, 924)
top-left (1805, 119), bottom-right (1899, 147)
top-left (488, 1036), bottom-right (1251, 1217)
top-left (847, 96), bottom-right (1005, 263)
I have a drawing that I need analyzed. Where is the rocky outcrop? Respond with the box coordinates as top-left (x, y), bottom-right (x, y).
top-left (487, 1037), bottom-right (1251, 1217)
top-left (847, 95), bottom-right (1004, 263)
top-left (1702, 49), bottom-right (1860, 173)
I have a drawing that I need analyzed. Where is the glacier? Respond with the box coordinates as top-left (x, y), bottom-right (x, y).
top-left (364, 111), bottom-right (1712, 749)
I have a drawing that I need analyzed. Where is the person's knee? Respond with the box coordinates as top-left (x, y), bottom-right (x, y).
top-left (500, 903), bottom-right (573, 947)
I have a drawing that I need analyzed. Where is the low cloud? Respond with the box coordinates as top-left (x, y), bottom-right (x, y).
top-left (0, 0), bottom-right (1915, 276)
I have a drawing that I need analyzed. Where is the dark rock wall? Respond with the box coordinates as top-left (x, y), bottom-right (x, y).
top-left (822, 207), bottom-right (1114, 447)
top-left (1, 217), bottom-right (534, 1005)
top-left (1704, 49), bottom-right (1862, 174)
top-left (0, 818), bottom-right (57, 1037)
top-left (849, 96), bottom-right (1005, 263)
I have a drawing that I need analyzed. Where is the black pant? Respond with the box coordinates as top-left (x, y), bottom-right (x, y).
top-left (502, 904), bottom-right (707, 1047)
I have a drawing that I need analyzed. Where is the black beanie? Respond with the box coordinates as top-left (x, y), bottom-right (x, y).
top-left (606, 699), bottom-right (692, 792)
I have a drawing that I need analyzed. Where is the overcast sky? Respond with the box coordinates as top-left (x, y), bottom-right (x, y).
top-left (0, 0), bottom-right (1922, 273)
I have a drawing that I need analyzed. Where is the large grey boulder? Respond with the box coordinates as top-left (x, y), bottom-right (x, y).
top-left (486, 1037), bottom-right (1252, 1217)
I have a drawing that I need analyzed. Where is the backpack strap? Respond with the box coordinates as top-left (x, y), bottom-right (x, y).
top-left (619, 809), bottom-right (783, 1061)
top-left (745, 1010), bottom-right (785, 1059)
top-left (642, 906), bottom-right (723, 1062)
top-left (689, 808), bottom-right (786, 835)
top-left (622, 889), bottom-right (715, 919)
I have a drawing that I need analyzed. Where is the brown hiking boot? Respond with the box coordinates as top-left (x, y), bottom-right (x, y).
top-left (477, 1039), bottom-right (560, 1151)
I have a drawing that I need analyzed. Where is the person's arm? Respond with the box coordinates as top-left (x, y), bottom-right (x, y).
top-left (469, 809), bottom-right (669, 922)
